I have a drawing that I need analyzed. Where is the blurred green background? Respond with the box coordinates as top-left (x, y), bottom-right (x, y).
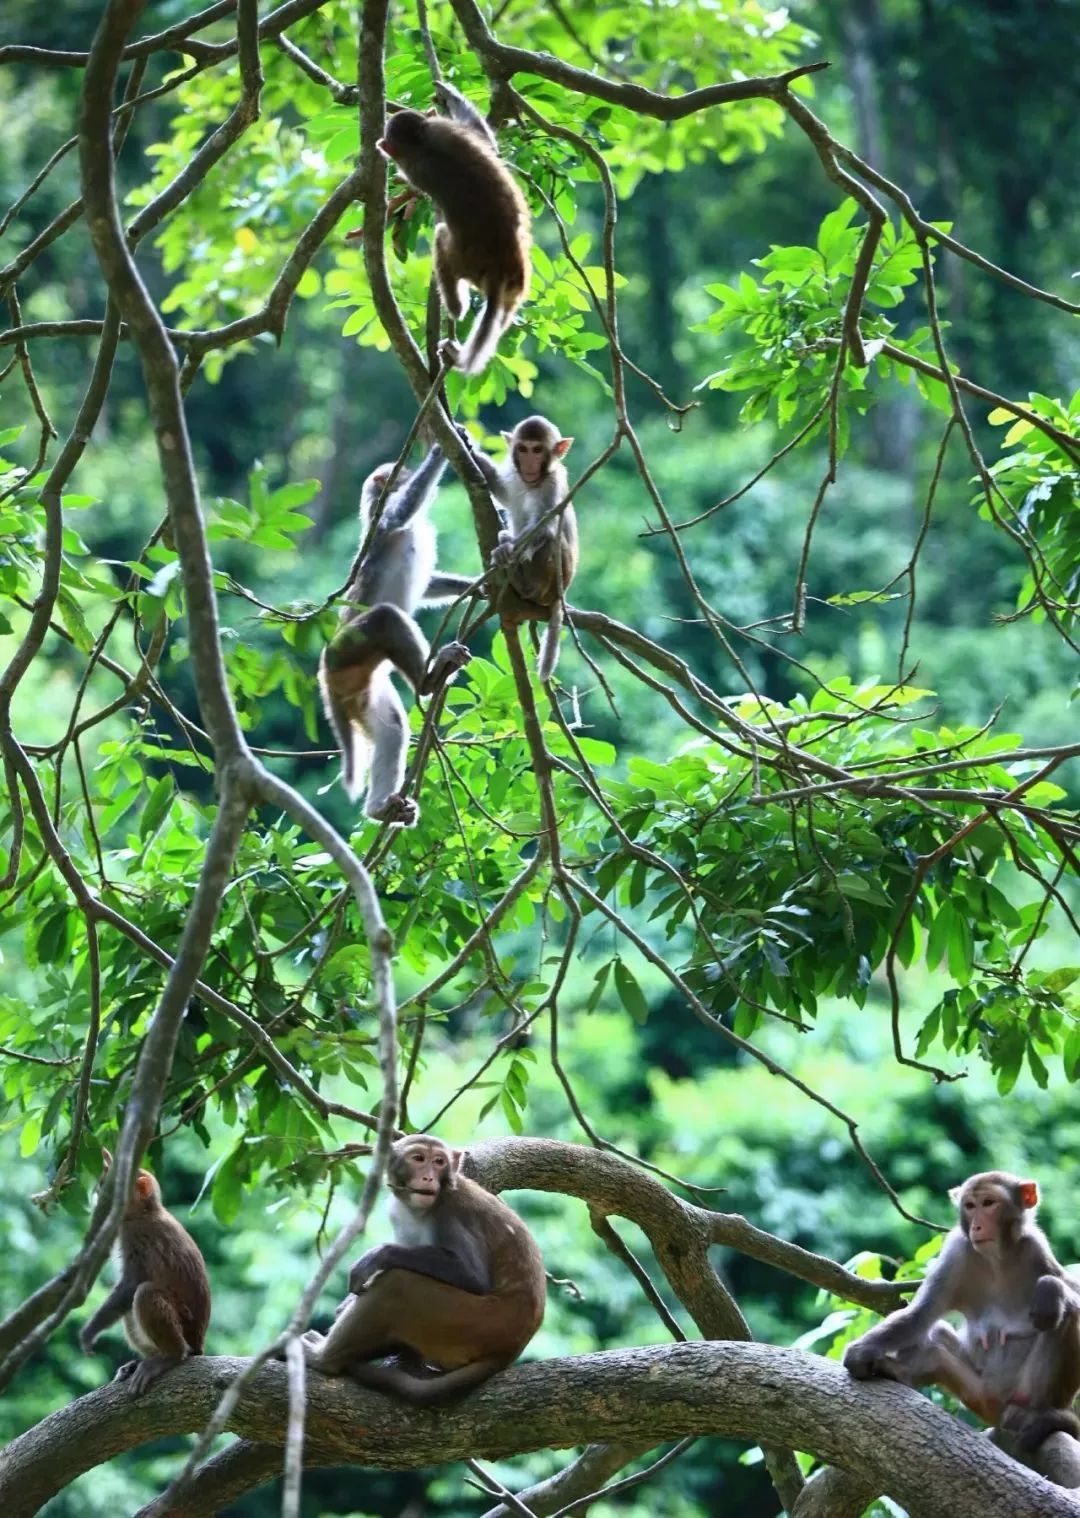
top-left (1, 0), bottom-right (1078, 1513)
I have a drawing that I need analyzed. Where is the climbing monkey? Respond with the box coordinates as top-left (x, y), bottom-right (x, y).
top-left (377, 100), bottom-right (531, 376)
top-left (468, 416), bottom-right (578, 681)
top-left (318, 446), bottom-right (473, 826)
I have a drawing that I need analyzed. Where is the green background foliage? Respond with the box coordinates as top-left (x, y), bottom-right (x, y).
top-left (1, 0), bottom-right (1078, 1511)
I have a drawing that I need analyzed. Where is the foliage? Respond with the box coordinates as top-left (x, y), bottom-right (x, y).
top-left (1, 0), bottom-right (1079, 1513)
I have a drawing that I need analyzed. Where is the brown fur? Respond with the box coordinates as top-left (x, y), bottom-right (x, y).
top-left (380, 111), bottom-right (531, 374)
top-left (303, 1136), bottom-right (545, 1403)
top-left (81, 1153), bottom-right (211, 1396)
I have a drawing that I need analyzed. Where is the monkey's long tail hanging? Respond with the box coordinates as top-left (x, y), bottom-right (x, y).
top-left (455, 277), bottom-right (524, 375)
top-left (537, 599), bottom-right (564, 684)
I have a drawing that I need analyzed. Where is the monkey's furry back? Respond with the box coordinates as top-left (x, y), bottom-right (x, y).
top-left (403, 119), bottom-right (530, 282)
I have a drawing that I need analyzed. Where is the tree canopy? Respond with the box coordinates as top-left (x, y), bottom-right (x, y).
top-left (0, 0), bottom-right (1078, 1514)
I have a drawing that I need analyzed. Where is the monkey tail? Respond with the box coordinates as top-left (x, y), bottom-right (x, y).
top-left (537, 598), bottom-right (564, 683)
top-left (454, 288), bottom-right (513, 375)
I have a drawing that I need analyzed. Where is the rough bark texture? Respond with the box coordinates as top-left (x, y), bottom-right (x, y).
top-left (3, 1345), bottom-right (1080, 1518)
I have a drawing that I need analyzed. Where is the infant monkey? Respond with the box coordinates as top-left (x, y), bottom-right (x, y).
top-left (319, 447), bottom-right (473, 825)
top-left (469, 416), bottom-right (578, 682)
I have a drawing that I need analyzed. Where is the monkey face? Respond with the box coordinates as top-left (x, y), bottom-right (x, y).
top-left (392, 1137), bottom-right (455, 1208)
top-left (953, 1174), bottom-right (1037, 1251)
top-left (513, 438), bottom-right (549, 486)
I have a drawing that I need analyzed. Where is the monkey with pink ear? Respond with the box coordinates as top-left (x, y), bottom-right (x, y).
top-left (844, 1169), bottom-right (1080, 1450)
top-left (465, 416), bottom-right (578, 682)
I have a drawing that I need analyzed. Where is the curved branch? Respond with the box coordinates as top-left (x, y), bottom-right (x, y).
top-left (2, 1348), bottom-right (1077, 1518)
top-left (465, 1137), bottom-right (906, 1313)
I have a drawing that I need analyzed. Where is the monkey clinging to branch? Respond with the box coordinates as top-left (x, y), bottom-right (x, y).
top-left (378, 94), bottom-right (531, 377)
top-left (468, 415), bottom-right (578, 681)
top-left (318, 445), bottom-right (473, 827)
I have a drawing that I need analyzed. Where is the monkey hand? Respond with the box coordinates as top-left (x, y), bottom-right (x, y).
top-left (348, 1246), bottom-right (388, 1293)
top-left (420, 641), bottom-right (472, 696)
top-left (437, 337), bottom-right (462, 371)
top-left (843, 1339), bottom-right (899, 1381)
top-left (1031, 1275), bottom-right (1068, 1332)
top-left (369, 793), bottom-right (420, 828)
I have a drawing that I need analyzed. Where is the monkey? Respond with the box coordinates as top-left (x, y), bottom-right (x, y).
top-left (432, 81), bottom-right (499, 153)
top-left (377, 104), bottom-right (531, 376)
top-left (299, 1134), bottom-right (546, 1404)
top-left (844, 1171), bottom-right (1080, 1452)
top-left (80, 1148), bottom-right (211, 1396)
top-left (318, 445), bottom-right (473, 826)
top-left (467, 416), bottom-right (578, 682)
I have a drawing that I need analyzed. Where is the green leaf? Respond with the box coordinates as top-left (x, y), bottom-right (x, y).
top-left (613, 958), bottom-right (649, 1023)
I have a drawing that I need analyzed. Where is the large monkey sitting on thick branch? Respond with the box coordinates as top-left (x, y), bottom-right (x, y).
top-left (844, 1170), bottom-right (1080, 1452)
top-left (299, 1135), bottom-right (546, 1404)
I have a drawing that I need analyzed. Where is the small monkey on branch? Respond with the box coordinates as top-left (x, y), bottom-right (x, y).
top-left (377, 87), bottom-right (531, 376)
top-left (299, 1134), bottom-right (545, 1404)
top-left (80, 1149), bottom-right (211, 1396)
top-left (319, 445), bottom-right (473, 826)
top-left (468, 415), bottom-right (578, 681)
top-left (844, 1170), bottom-right (1080, 1452)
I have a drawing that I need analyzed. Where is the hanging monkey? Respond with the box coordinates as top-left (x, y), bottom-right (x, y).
top-left (377, 97), bottom-right (531, 376)
top-left (318, 446), bottom-right (473, 825)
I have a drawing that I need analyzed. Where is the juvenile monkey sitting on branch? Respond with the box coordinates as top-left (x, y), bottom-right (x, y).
top-left (467, 415), bottom-right (578, 682)
top-left (299, 1134), bottom-right (546, 1404)
top-left (80, 1149), bottom-right (211, 1396)
top-left (318, 446), bottom-right (473, 826)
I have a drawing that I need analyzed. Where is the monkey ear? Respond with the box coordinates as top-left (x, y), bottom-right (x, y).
top-left (948, 1185), bottom-right (963, 1206)
top-left (500, 430), bottom-right (514, 448)
top-left (449, 1147), bottom-right (467, 1175)
top-left (1019, 1181), bottom-right (1039, 1209)
top-left (553, 437), bottom-right (574, 457)
top-left (134, 1173), bottom-right (155, 1200)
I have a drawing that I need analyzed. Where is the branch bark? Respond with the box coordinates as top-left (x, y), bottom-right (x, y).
top-left (3, 1347), bottom-right (1079, 1518)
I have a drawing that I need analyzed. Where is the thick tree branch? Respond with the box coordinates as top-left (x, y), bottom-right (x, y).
top-left (3, 1347), bottom-right (1079, 1518)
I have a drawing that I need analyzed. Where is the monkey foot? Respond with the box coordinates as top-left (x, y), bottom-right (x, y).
top-left (421, 641), bottom-right (471, 695)
top-left (437, 337), bottom-right (462, 370)
top-left (369, 793), bottom-right (420, 828)
top-left (119, 1354), bottom-right (181, 1396)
